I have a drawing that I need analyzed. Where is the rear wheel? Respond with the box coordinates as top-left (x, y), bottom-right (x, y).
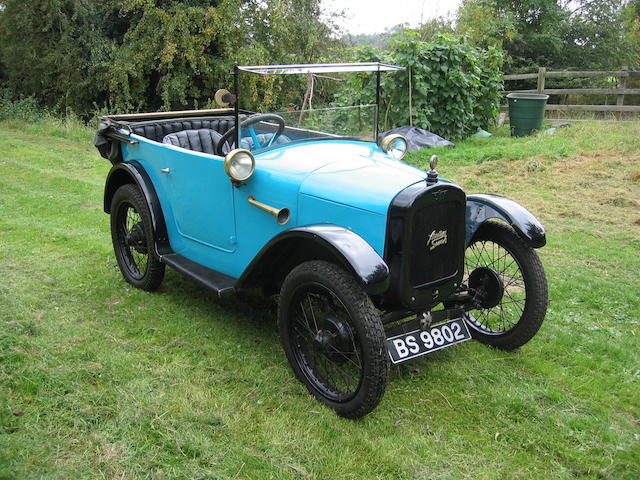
top-left (110, 184), bottom-right (165, 291)
top-left (278, 261), bottom-right (389, 418)
top-left (464, 221), bottom-right (547, 350)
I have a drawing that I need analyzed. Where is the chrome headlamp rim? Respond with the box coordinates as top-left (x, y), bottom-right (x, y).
top-left (224, 148), bottom-right (256, 182)
top-left (380, 134), bottom-right (408, 160)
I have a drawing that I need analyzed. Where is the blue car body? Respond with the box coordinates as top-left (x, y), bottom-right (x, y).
top-left (98, 112), bottom-right (545, 305)
top-left (121, 135), bottom-right (426, 274)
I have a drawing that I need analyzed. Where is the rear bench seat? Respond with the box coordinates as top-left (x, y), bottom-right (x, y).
top-left (130, 116), bottom-right (290, 154)
top-left (162, 129), bottom-right (221, 155)
top-left (130, 117), bottom-right (235, 143)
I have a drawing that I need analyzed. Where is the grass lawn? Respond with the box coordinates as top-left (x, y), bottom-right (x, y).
top-left (0, 118), bottom-right (639, 479)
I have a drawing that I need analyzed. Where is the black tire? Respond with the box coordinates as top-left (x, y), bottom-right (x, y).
top-left (278, 261), bottom-right (389, 419)
top-left (110, 184), bottom-right (165, 291)
top-left (464, 221), bottom-right (547, 350)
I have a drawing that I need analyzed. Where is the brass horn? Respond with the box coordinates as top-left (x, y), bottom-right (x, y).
top-left (247, 196), bottom-right (290, 225)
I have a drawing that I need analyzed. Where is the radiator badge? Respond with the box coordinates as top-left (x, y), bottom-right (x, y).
top-left (427, 230), bottom-right (448, 251)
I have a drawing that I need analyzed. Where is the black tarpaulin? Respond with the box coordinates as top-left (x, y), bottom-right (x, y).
top-left (381, 126), bottom-right (454, 150)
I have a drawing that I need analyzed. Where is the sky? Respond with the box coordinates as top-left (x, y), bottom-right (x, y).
top-left (321, 0), bottom-right (463, 35)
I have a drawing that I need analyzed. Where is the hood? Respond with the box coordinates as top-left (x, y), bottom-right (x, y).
top-left (297, 140), bottom-right (428, 215)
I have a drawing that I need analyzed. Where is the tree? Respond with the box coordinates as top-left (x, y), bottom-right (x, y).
top-left (456, 0), bottom-right (570, 70)
top-left (455, 0), bottom-right (517, 50)
top-left (106, 1), bottom-right (237, 112)
top-left (343, 20), bottom-right (454, 51)
top-left (456, 0), bottom-right (639, 70)
top-left (565, 0), bottom-right (638, 69)
top-left (409, 17), bottom-right (455, 42)
top-left (0, 0), bottom-right (339, 116)
top-left (0, 0), bottom-right (109, 114)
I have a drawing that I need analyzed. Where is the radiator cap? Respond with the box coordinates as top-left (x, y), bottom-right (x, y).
top-left (427, 155), bottom-right (439, 184)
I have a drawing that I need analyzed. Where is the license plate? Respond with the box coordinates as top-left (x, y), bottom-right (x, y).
top-left (386, 318), bottom-right (472, 364)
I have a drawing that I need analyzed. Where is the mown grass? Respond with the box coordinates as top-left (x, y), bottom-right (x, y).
top-left (1, 118), bottom-right (639, 479)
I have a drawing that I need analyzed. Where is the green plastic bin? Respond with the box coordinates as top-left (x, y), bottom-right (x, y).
top-left (507, 93), bottom-right (549, 137)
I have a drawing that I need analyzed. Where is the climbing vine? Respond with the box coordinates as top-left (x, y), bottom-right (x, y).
top-left (337, 34), bottom-right (504, 140)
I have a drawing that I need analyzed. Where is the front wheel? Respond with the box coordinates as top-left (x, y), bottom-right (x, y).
top-left (464, 221), bottom-right (548, 350)
top-left (278, 261), bottom-right (389, 419)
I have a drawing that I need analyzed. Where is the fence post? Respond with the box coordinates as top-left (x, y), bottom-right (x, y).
top-left (408, 66), bottom-right (413, 126)
top-left (617, 67), bottom-right (627, 107)
top-left (537, 67), bottom-right (546, 93)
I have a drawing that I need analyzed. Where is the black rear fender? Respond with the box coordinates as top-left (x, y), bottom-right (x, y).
top-left (103, 162), bottom-right (170, 255)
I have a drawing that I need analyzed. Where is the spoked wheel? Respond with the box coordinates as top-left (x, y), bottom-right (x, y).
top-left (278, 261), bottom-right (389, 418)
top-left (464, 221), bottom-right (547, 350)
top-left (110, 184), bottom-right (165, 291)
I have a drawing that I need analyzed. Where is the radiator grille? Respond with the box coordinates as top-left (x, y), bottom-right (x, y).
top-left (409, 201), bottom-right (461, 287)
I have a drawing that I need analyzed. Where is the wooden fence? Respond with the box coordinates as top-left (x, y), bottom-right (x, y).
top-left (503, 68), bottom-right (640, 114)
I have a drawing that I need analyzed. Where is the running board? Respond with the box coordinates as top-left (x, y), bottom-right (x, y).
top-left (160, 253), bottom-right (236, 297)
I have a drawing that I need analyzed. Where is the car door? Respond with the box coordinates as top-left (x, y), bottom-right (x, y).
top-left (148, 144), bottom-right (237, 256)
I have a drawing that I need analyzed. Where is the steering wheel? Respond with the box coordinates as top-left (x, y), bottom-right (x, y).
top-left (216, 113), bottom-right (286, 155)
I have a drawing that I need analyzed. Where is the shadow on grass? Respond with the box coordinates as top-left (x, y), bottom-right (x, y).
top-left (147, 266), bottom-right (475, 385)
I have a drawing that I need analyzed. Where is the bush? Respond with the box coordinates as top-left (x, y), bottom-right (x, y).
top-left (0, 89), bottom-right (45, 122)
top-left (0, 0), bottom-right (339, 117)
top-left (338, 34), bottom-right (504, 140)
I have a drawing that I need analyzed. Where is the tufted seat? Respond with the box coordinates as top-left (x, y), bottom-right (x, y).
top-left (162, 129), bottom-right (222, 155)
top-left (132, 117), bottom-right (236, 143)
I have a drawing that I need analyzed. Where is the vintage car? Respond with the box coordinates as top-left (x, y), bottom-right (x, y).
top-left (94, 62), bottom-right (548, 419)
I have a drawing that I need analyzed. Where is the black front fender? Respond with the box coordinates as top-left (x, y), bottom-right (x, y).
top-left (466, 194), bottom-right (546, 248)
top-left (236, 225), bottom-right (390, 295)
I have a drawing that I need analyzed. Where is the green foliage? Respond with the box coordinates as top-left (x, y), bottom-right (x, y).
top-left (455, 0), bottom-right (517, 50)
top-left (0, 0), bottom-right (105, 115)
top-left (107, 2), bottom-right (232, 112)
top-left (344, 30), bottom-right (396, 50)
top-left (338, 35), bottom-right (504, 140)
top-left (410, 18), bottom-right (455, 42)
top-left (499, 0), bottom-right (571, 70)
top-left (0, 89), bottom-right (45, 122)
top-left (560, 0), bottom-right (637, 70)
top-left (344, 20), bottom-right (454, 49)
top-left (456, 0), bottom-right (640, 70)
top-left (0, 0), bottom-right (338, 116)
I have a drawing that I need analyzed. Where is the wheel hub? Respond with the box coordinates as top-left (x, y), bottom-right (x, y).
top-left (125, 223), bottom-right (147, 254)
top-left (313, 316), bottom-right (353, 363)
top-left (469, 266), bottom-right (504, 309)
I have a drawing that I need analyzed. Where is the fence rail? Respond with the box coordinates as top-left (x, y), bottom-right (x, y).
top-left (502, 67), bottom-right (640, 114)
top-left (504, 70), bottom-right (640, 80)
top-left (505, 88), bottom-right (640, 95)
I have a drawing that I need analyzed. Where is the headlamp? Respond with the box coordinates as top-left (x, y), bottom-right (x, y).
top-left (381, 134), bottom-right (408, 160)
top-left (224, 149), bottom-right (255, 182)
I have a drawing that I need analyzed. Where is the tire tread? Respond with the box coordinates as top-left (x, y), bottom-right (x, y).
top-left (467, 221), bottom-right (548, 350)
top-left (278, 260), bottom-right (389, 419)
top-left (110, 184), bottom-right (165, 291)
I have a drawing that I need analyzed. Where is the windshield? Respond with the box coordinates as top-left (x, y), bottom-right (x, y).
top-left (231, 62), bottom-right (404, 154)
top-left (237, 105), bottom-right (377, 153)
